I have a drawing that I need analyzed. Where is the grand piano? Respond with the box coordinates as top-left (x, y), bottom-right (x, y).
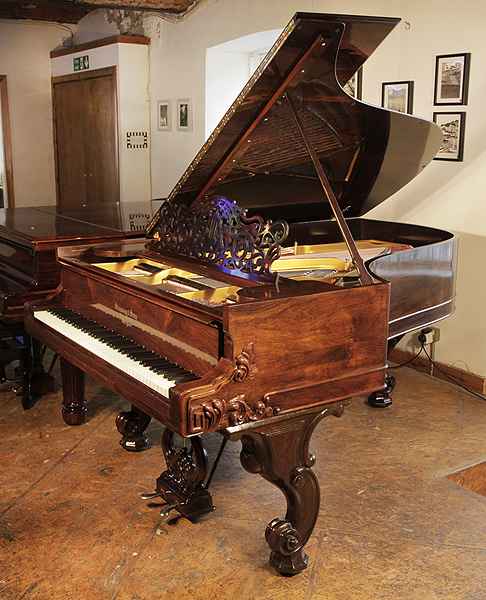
top-left (0, 202), bottom-right (152, 405)
top-left (25, 13), bottom-right (457, 575)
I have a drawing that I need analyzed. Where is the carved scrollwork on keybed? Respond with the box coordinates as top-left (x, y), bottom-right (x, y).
top-left (183, 342), bottom-right (275, 435)
top-left (198, 394), bottom-right (273, 432)
top-left (150, 195), bottom-right (289, 280)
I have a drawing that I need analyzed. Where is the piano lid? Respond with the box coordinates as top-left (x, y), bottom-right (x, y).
top-left (147, 12), bottom-right (442, 231)
top-left (0, 202), bottom-right (153, 247)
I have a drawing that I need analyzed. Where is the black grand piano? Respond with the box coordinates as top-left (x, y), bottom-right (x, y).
top-left (0, 202), bottom-right (152, 405)
top-left (25, 13), bottom-right (456, 575)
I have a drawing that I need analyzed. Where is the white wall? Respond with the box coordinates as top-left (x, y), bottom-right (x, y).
top-left (205, 29), bottom-right (282, 138)
top-left (0, 20), bottom-right (70, 206)
top-left (360, 0), bottom-right (486, 381)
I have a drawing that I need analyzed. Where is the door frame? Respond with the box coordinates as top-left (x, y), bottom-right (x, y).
top-left (51, 66), bottom-right (119, 205)
top-left (0, 75), bottom-right (15, 207)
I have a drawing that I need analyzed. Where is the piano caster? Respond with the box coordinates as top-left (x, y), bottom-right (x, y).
top-left (14, 366), bottom-right (33, 410)
top-left (0, 332), bottom-right (31, 409)
top-left (116, 405), bottom-right (151, 452)
top-left (367, 374), bottom-right (396, 408)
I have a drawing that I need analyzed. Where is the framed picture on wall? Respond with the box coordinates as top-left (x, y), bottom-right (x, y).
top-left (433, 112), bottom-right (466, 161)
top-left (157, 100), bottom-right (171, 131)
top-left (381, 81), bottom-right (414, 113)
top-left (177, 98), bottom-right (192, 131)
top-left (343, 68), bottom-right (362, 100)
top-left (434, 53), bottom-right (470, 105)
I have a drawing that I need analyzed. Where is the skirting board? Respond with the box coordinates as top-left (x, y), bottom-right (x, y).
top-left (388, 347), bottom-right (486, 396)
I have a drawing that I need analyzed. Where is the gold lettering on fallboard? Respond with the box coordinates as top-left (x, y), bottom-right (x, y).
top-left (114, 303), bottom-right (138, 320)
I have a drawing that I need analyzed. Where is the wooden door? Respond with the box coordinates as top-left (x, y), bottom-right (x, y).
top-left (0, 75), bottom-right (14, 207)
top-left (52, 67), bottom-right (119, 207)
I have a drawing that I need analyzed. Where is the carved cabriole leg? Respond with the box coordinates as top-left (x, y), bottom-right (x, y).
top-left (227, 400), bottom-right (349, 576)
top-left (60, 358), bottom-right (87, 425)
top-left (116, 405), bottom-right (151, 451)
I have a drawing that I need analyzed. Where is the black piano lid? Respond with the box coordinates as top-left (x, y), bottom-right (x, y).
top-left (147, 12), bottom-right (442, 231)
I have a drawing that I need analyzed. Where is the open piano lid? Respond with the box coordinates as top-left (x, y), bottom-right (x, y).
top-left (148, 12), bottom-right (442, 233)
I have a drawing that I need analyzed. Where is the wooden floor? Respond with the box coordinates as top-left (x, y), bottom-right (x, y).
top-left (2, 354), bottom-right (486, 600)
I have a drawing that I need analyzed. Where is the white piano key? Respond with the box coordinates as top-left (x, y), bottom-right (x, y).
top-left (34, 310), bottom-right (194, 397)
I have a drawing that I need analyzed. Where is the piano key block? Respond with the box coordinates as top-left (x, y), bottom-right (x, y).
top-left (33, 308), bottom-right (197, 400)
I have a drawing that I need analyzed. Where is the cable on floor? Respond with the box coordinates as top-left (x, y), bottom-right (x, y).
top-left (388, 330), bottom-right (485, 401)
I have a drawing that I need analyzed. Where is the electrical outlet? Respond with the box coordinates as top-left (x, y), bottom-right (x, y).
top-left (419, 327), bottom-right (440, 345)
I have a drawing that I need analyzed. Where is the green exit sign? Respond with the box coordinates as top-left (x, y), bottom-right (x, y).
top-left (73, 55), bottom-right (89, 71)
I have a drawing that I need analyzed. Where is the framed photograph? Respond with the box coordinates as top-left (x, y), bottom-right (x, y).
top-left (157, 100), bottom-right (171, 131)
top-left (381, 81), bottom-right (414, 113)
top-left (177, 98), bottom-right (192, 131)
top-left (433, 112), bottom-right (466, 161)
top-left (434, 53), bottom-right (470, 105)
top-left (343, 68), bottom-right (362, 100)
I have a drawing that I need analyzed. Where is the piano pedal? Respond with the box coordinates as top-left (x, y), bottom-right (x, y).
top-left (139, 491), bottom-right (164, 501)
top-left (139, 491), bottom-right (184, 524)
top-left (159, 503), bottom-right (182, 523)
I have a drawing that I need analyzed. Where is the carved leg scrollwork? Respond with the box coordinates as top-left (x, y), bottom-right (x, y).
top-left (116, 405), bottom-right (151, 451)
top-left (141, 428), bottom-right (215, 521)
top-left (232, 400), bottom-right (349, 576)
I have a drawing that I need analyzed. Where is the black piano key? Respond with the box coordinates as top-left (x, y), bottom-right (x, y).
top-left (141, 358), bottom-right (174, 367)
top-left (153, 364), bottom-right (183, 373)
top-left (97, 333), bottom-right (124, 341)
top-left (85, 325), bottom-right (110, 334)
top-left (120, 348), bottom-right (154, 357)
top-left (170, 372), bottom-right (197, 384)
top-left (119, 349), bottom-right (155, 360)
top-left (108, 340), bottom-right (139, 350)
top-left (47, 306), bottom-right (197, 385)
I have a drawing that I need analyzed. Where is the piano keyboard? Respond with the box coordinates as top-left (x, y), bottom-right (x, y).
top-left (34, 307), bottom-right (197, 397)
